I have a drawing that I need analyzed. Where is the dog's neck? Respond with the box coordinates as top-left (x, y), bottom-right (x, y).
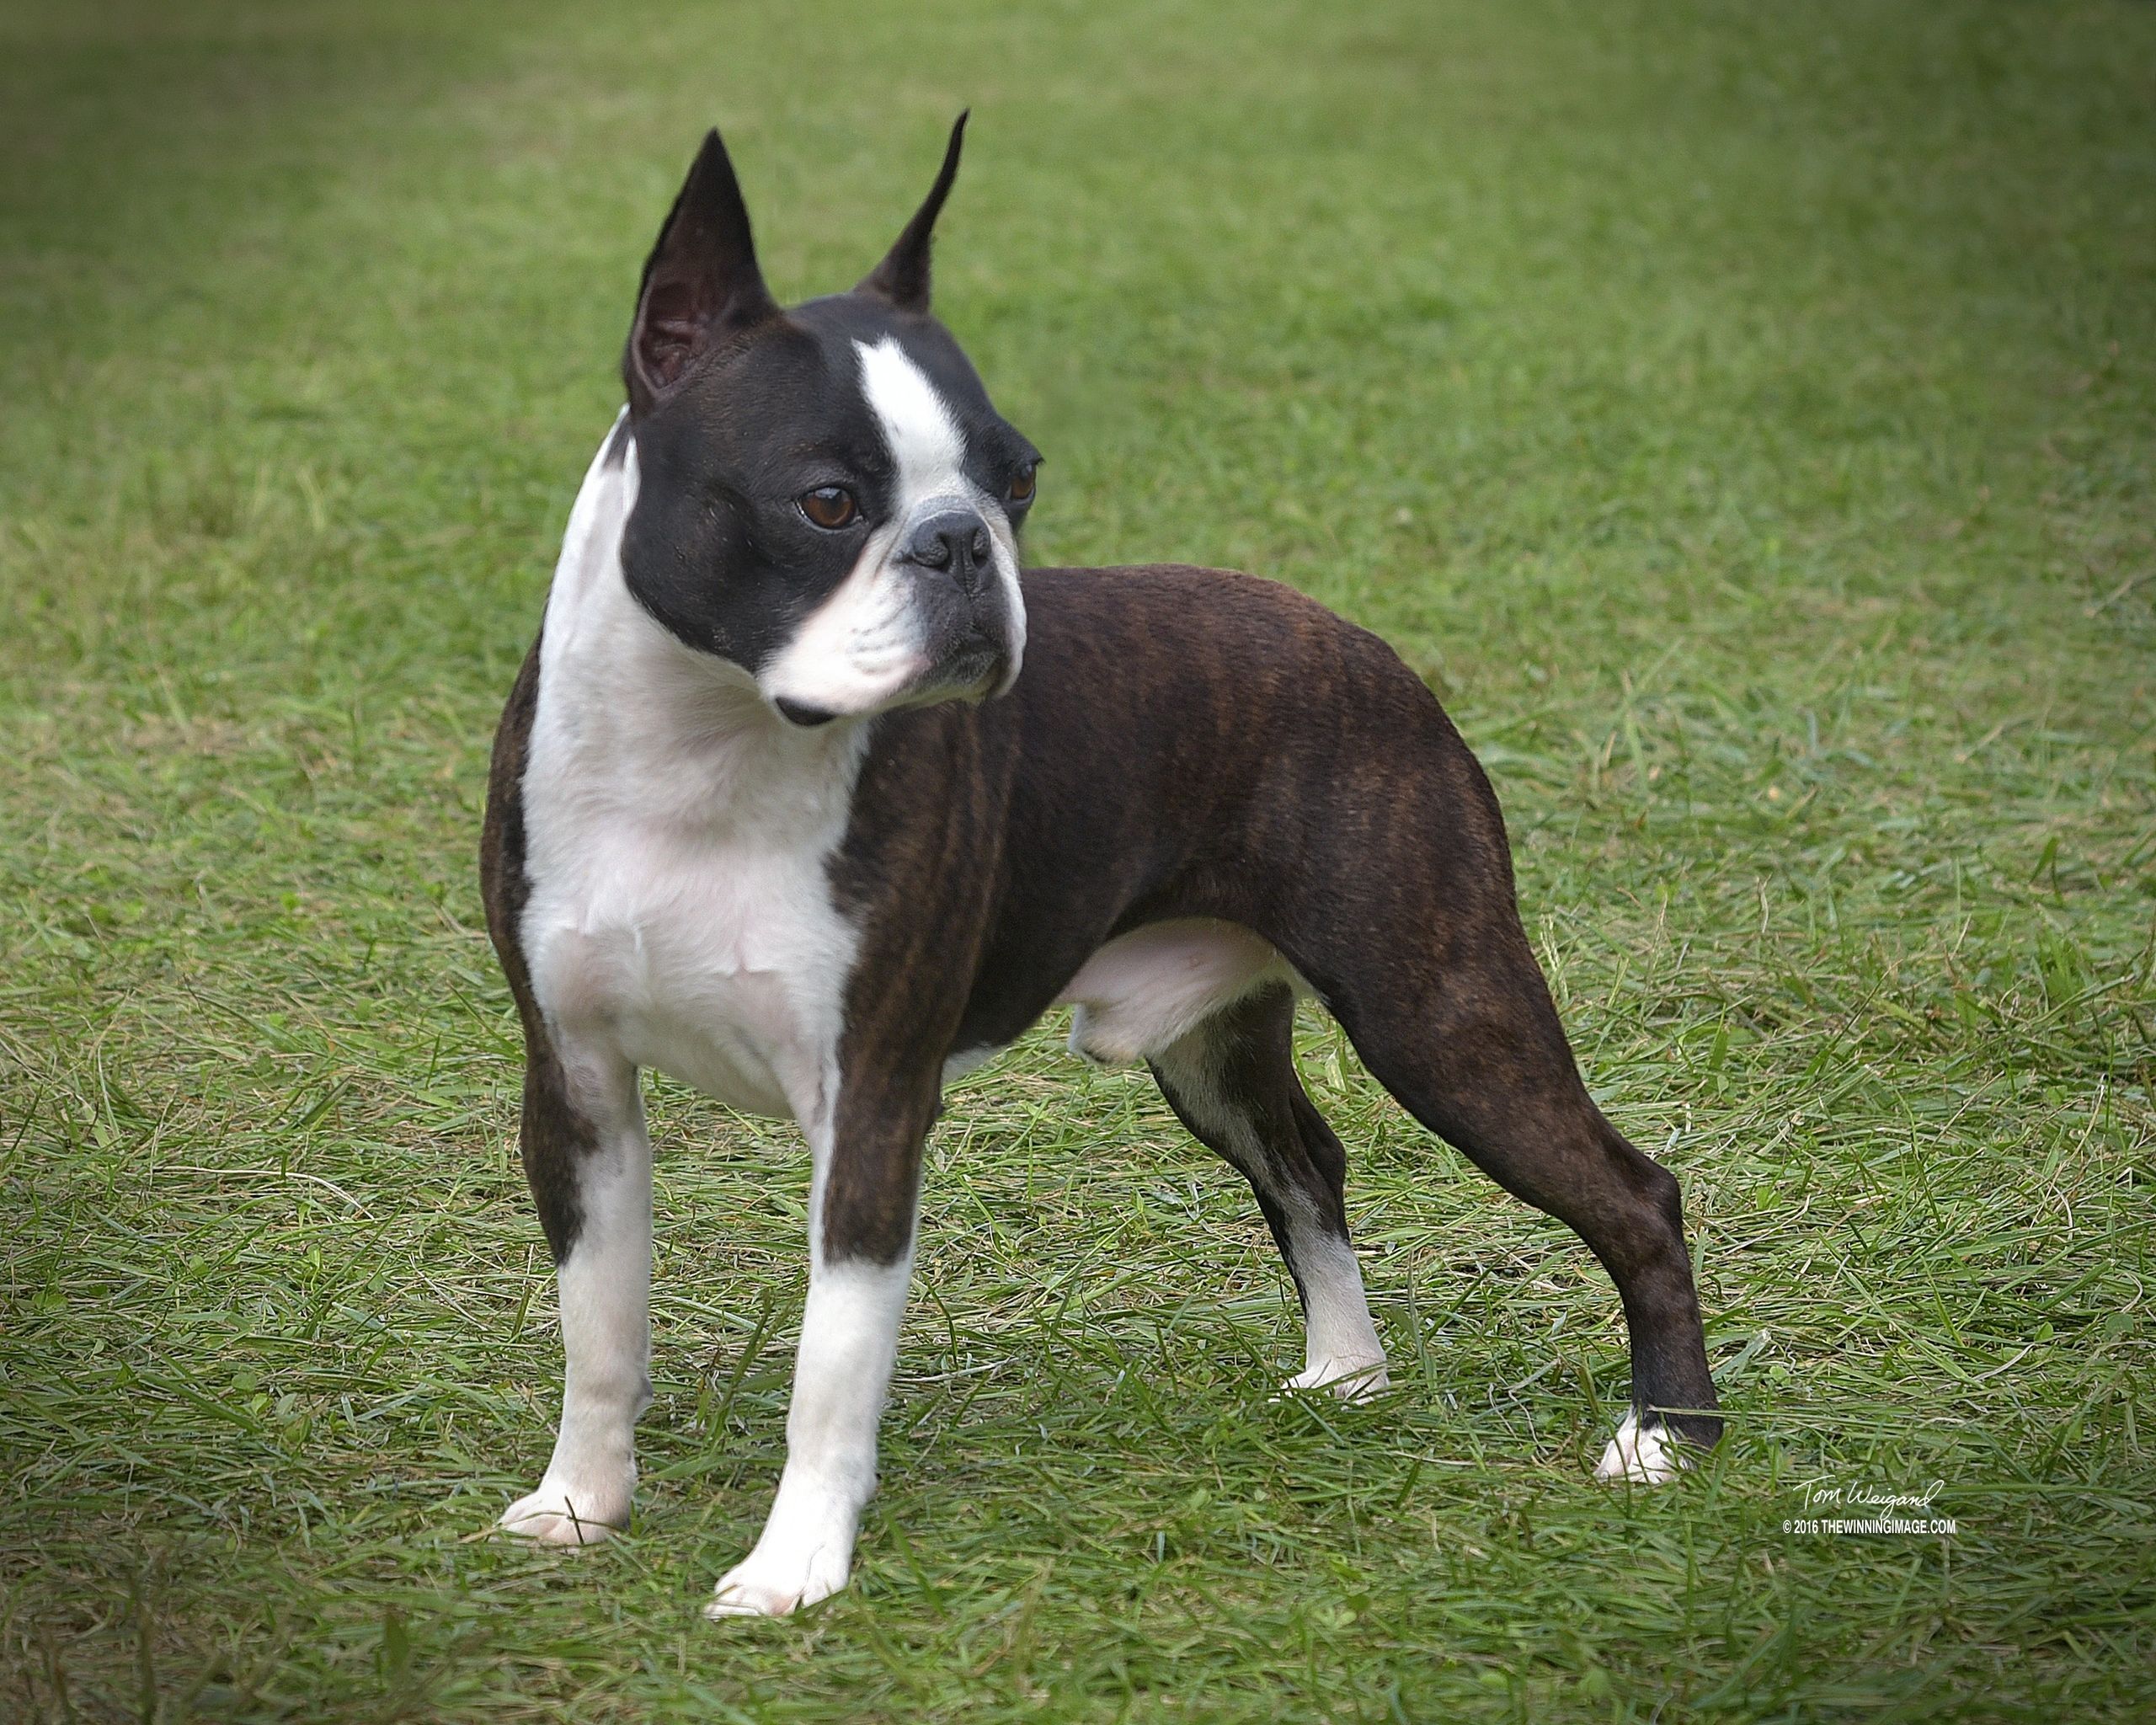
top-left (534, 414), bottom-right (873, 832)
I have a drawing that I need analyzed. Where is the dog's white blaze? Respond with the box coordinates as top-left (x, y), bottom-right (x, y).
top-left (856, 334), bottom-right (967, 496)
top-left (1595, 1410), bottom-right (1684, 1485)
top-left (758, 335), bottom-right (1027, 717)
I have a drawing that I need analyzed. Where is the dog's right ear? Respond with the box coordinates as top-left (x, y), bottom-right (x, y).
top-left (624, 130), bottom-right (780, 414)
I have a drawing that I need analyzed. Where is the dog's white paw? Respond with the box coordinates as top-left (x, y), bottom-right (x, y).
top-left (1594, 1410), bottom-right (1686, 1485)
top-left (499, 1479), bottom-right (631, 1546)
top-left (1280, 1356), bottom-right (1390, 1403)
top-left (703, 1543), bottom-right (851, 1619)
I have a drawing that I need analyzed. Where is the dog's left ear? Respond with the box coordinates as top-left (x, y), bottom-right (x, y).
top-left (625, 129), bottom-right (781, 414)
top-left (857, 112), bottom-right (968, 315)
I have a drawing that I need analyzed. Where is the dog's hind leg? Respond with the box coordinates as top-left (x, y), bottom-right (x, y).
top-left (499, 1039), bottom-right (651, 1545)
top-left (1324, 915), bottom-right (1721, 1480)
top-left (1150, 983), bottom-right (1389, 1401)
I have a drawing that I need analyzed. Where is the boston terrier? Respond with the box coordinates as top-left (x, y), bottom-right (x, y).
top-left (479, 116), bottom-right (1721, 1618)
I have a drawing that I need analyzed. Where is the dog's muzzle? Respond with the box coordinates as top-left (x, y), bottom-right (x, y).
top-left (769, 500), bottom-right (1026, 729)
top-left (898, 505), bottom-right (1019, 701)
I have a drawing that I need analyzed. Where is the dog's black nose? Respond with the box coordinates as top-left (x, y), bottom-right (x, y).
top-left (900, 510), bottom-right (995, 595)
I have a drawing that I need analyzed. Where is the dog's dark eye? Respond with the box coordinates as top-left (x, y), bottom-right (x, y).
top-left (1007, 466), bottom-right (1037, 505)
top-left (800, 487), bottom-right (859, 530)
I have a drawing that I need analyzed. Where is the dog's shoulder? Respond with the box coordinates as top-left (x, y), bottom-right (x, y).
top-left (480, 628), bottom-right (546, 984)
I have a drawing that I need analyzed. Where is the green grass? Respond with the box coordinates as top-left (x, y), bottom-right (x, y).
top-left (3, 0), bottom-right (2153, 1717)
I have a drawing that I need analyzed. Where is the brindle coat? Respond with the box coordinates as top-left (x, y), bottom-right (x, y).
top-left (484, 560), bottom-right (1723, 1450)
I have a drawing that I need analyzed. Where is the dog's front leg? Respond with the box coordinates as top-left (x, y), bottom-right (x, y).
top-left (500, 1041), bottom-right (651, 1545)
top-left (706, 1087), bottom-right (930, 1619)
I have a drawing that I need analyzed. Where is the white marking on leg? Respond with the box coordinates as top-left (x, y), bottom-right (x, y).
top-left (1595, 1409), bottom-right (1685, 1484)
top-left (1150, 999), bottom-right (1388, 1402)
top-left (500, 1060), bottom-right (652, 1546)
top-left (707, 1257), bottom-right (911, 1617)
top-left (1277, 1217), bottom-right (1390, 1402)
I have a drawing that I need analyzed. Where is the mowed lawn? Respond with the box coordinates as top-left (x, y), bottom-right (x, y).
top-left (3, 0), bottom-right (2153, 1717)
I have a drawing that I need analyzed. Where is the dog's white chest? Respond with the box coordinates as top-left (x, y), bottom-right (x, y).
top-left (522, 810), bottom-right (856, 1122)
top-left (515, 427), bottom-right (867, 1129)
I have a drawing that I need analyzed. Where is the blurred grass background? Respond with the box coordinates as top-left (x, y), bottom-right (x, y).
top-left (2, 0), bottom-right (2152, 1717)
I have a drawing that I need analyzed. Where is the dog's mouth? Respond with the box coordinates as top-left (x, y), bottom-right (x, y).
top-left (931, 631), bottom-right (1006, 697)
top-left (771, 633), bottom-right (1013, 730)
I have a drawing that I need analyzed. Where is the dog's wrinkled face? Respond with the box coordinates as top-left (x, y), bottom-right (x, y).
top-left (618, 118), bottom-right (1039, 725)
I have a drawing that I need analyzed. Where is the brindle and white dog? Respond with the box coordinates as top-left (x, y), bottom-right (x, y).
top-left (480, 117), bottom-right (1721, 1618)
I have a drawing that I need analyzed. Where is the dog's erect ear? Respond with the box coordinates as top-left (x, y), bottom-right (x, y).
top-left (857, 112), bottom-right (968, 315)
top-left (624, 129), bottom-right (780, 413)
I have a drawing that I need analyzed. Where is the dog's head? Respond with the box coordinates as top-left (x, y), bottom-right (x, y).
top-left (616, 116), bottom-right (1038, 727)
